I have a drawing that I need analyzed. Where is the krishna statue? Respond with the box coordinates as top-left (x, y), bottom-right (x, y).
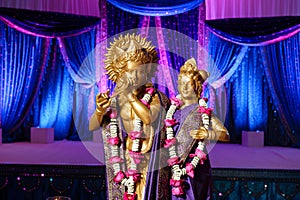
top-left (89, 33), bottom-right (170, 200)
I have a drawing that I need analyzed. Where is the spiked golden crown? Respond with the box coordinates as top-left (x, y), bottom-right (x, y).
top-left (104, 33), bottom-right (159, 82)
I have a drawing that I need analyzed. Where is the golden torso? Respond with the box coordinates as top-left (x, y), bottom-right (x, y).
top-left (118, 95), bottom-right (154, 153)
top-left (117, 94), bottom-right (154, 200)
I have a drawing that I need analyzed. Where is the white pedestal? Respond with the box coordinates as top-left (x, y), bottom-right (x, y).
top-left (242, 131), bottom-right (264, 147)
top-left (30, 127), bottom-right (54, 143)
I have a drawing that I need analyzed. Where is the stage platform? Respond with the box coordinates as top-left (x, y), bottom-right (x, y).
top-left (0, 141), bottom-right (300, 199)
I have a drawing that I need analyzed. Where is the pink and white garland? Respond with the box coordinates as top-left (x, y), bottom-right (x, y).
top-left (164, 95), bottom-right (212, 196)
top-left (107, 87), bottom-right (155, 200)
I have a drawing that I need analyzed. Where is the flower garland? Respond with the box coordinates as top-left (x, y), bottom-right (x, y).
top-left (164, 95), bottom-right (213, 196)
top-left (106, 87), bottom-right (155, 200)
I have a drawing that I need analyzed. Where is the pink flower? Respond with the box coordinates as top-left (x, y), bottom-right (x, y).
top-left (107, 137), bottom-right (120, 145)
top-left (189, 153), bottom-right (196, 158)
top-left (126, 169), bottom-right (138, 175)
top-left (128, 131), bottom-right (142, 140)
top-left (172, 186), bottom-right (184, 196)
top-left (163, 138), bottom-right (177, 148)
top-left (189, 149), bottom-right (207, 165)
top-left (170, 97), bottom-right (183, 107)
top-left (164, 119), bottom-right (177, 127)
top-left (126, 169), bottom-right (140, 182)
top-left (113, 171), bottom-right (125, 184)
top-left (185, 163), bottom-right (194, 178)
top-left (170, 179), bottom-right (184, 187)
top-left (195, 149), bottom-right (207, 161)
top-left (140, 99), bottom-right (150, 109)
top-left (167, 156), bottom-right (180, 166)
top-left (109, 156), bottom-right (124, 164)
top-left (198, 106), bottom-right (212, 116)
top-left (124, 192), bottom-right (137, 200)
top-left (198, 106), bottom-right (205, 113)
top-left (109, 110), bottom-right (117, 118)
top-left (146, 87), bottom-right (155, 95)
top-left (129, 151), bottom-right (144, 164)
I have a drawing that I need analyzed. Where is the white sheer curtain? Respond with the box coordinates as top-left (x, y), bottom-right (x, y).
top-left (0, 0), bottom-right (100, 17)
top-left (206, 0), bottom-right (300, 20)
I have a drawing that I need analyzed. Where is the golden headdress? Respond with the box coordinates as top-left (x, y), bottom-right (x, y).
top-left (179, 57), bottom-right (210, 97)
top-left (180, 57), bottom-right (209, 83)
top-left (104, 33), bottom-right (159, 82)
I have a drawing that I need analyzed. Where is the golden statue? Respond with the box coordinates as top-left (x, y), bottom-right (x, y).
top-left (89, 33), bottom-right (170, 200)
top-left (165, 58), bottom-right (229, 199)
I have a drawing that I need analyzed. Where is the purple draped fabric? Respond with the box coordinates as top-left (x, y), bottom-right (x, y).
top-left (0, 8), bottom-right (100, 38)
top-left (0, 0), bottom-right (100, 17)
top-left (206, 0), bottom-right (300, 20)
top-left (172, 104), bottom-right (212, 200)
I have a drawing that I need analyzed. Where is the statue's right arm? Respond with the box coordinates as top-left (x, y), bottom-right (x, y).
top-left (89, 91), bottom-right (111, 131)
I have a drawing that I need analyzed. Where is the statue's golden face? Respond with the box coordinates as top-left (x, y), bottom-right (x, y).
top-left (125, 61), bottom-right (148, 87)
top-left (177, 75), bottom-right (197, 100)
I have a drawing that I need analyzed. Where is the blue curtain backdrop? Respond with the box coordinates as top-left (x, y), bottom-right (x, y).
top-left (223, 47), bottom-right (268, 143)
top-left (261, 33), bottom-right (300, 147)
top-left (0, 22), bottom-right (50, 142)
top-left (0, 3), bottom-right (299, 147)
top-left (33, 40), bottom-right (74, 140)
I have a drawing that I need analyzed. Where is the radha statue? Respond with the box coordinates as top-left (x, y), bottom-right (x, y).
top-left (164, 58), bottom-right (230, 199)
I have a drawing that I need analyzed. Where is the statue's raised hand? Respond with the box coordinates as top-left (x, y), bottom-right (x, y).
top-left (95, 90), bottom-right (111, 115)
